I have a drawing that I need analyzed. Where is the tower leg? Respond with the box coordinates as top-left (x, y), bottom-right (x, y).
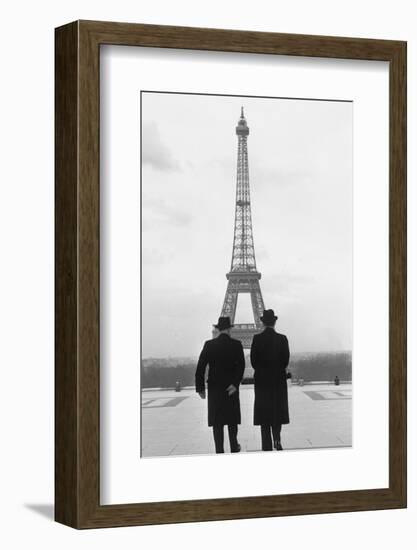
top-left (221, 279), bottom-right (238, 322)
top-left (250, 279), bottom-right (265, 326)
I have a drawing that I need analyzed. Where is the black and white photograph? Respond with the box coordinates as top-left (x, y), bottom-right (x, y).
top-left (140, 91), bottom-right (353, 458)
top-left (0, 0), bottom-right (410, 542)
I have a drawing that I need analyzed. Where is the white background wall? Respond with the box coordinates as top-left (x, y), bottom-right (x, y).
top-left (0, 0), bottom-right (415, 547)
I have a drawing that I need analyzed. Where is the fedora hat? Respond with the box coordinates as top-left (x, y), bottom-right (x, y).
top-left (213, 316), bottom-right (234, 331)
top-left (260, 309), bottom-right (278, 324)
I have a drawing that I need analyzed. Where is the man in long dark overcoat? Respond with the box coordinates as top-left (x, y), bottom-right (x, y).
top-left (250, 309), bottom-right (290, 451)
top-left (195, 317), bottom-right (245, 454)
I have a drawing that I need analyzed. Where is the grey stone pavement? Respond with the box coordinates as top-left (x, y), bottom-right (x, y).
top-left (141, 383), bottom-right (352, 458)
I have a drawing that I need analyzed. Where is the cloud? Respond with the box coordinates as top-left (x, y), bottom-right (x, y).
top-left (143, 197), bottom-right (193, 228)
top-left (142, 121), bottom-right (180, 172)
top-left (262, 271), bottom-right (317, 298)
top-left (254, 245), bottom-right (269, 262)
top-left (251, 162), bottom-right (313, 190)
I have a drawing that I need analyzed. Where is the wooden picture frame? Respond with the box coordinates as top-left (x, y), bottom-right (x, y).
top-left (55, 20), bottom-right (407, 529)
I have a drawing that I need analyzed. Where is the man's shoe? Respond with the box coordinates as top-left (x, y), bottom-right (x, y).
top-left (231, 443), bottom-right (241, 453)
top-left (274, 440), bottom-right (283, 451)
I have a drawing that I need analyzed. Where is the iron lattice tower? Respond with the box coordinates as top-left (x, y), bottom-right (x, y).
top-left (218, 107), bottom-right (265, 348)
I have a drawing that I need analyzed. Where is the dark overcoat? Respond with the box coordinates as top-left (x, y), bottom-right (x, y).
top-left (250, 328), bottom-right (290, 426)
top-left (195, 333), bottom-right (245, 427)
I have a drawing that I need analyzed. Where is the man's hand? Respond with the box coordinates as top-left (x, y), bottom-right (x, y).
top-left (198, 390), bottom-right (206, 399)
top-left (226, 384), bottom-right (237, 396)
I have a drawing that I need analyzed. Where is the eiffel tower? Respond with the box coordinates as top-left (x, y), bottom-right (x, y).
top-left (218, 107), bottom-right (266, 348)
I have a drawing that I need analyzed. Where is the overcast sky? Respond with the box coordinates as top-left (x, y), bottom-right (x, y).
top-left (141, 92), bottom-right (352, 357)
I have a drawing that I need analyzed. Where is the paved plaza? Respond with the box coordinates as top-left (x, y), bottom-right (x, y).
top-left (141, 383), bottom-right (352, 457)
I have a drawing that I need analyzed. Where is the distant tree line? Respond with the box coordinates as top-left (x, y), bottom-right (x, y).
top-left (289, 352), bottom-right (351, 382)
top-left (142, 364), bottom-right (196, 389)
top-left (141, 351), bottom-right (352, 389)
